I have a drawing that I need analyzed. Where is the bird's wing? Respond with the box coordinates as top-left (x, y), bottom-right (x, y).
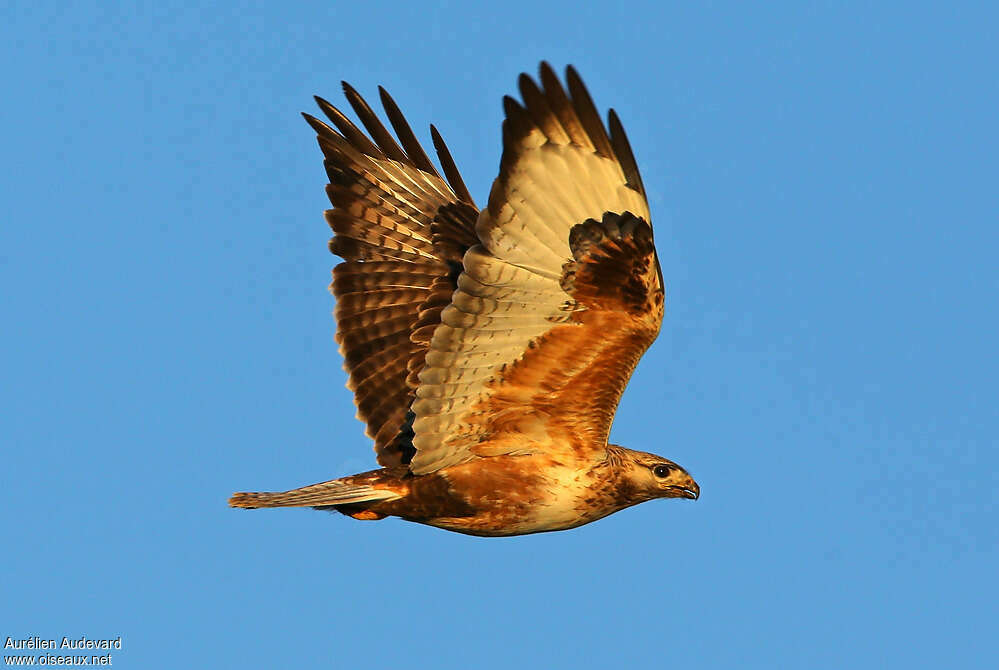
top-left (409, 63), bottom-right (663, 475)
top-left (305, 85), bottom-right (479, 468)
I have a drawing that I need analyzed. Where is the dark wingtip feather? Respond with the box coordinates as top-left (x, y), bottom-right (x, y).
top-left (502, 94), bottom-right (522, 114)
top-left (313, 95), bottom-right (342, 124)
top-left (517, 71), bottom-right (563, 141)
top-left (377, 86), bottom-right (441, 178)
top-left (302, 111), bottom-right (330, 135)
top-left (565, 65), bottom-right (614, 158)
top-left (340, 81), bottom-right (409, 163)
top-left (314, 94), bottom-right (343, 122)
top-left (608, 108), bottom-right (646, 200)
top-left (537, 62), bottom-right (589, 149)
top-left (302, 112), bottom-right (353, 159)
top-left (517, 72), bottom-right (534, 94)
top-left (430, 124), bottom-right (475, 206)
top-left (313, 95), bottom-right (383, 158)
top-left (502, 94), bottom-right (537, 144)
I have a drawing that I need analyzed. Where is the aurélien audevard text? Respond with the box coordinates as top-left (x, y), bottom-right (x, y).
top-left (5, 636), bottom-right (122, 650)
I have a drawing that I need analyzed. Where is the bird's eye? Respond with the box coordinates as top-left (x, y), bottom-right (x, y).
top-left (652, 464), bottom-right (671, 478)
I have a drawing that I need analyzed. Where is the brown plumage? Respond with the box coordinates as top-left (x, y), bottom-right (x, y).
top-left (229, 63), bottom-right (699, 536)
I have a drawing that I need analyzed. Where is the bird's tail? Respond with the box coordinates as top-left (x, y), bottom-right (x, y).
top-left (229, 475), bottom-right (402, 509)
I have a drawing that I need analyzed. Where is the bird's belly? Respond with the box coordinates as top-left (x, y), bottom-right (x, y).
top-left (425, 497), bottom-right (611, 537)
top-left (418, 461), bottom-right (610, 537)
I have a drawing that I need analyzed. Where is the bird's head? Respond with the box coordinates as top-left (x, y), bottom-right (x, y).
top-left (609, 446), bottom-right (700, 503)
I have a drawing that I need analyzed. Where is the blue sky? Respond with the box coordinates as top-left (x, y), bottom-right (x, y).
top-left (3, 1), bottom-right (997, 668)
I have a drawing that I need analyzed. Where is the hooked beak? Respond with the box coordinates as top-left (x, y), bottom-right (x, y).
top-left (671, 478), bottom-right (700, 500)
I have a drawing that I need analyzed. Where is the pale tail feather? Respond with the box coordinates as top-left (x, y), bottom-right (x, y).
top-left (229, 478), bottom-right (401, 509)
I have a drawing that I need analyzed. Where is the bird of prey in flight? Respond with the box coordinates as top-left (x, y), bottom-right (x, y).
top-left (229, 63), bottom-right (699, 536)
